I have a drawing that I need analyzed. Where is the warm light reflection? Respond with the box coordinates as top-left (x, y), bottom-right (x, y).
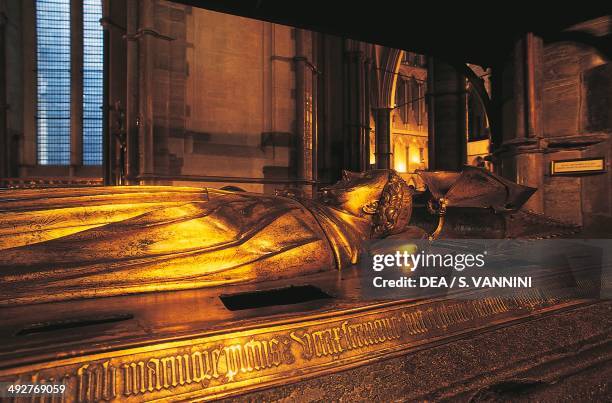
top-left (395, 162), bottom-right (407, 173)
top-left (0, 172), bottom-right (413, 305)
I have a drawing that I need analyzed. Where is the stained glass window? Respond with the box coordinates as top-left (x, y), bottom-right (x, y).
top-left (35, 0), bottom-right (104, 166)
top-left (36, 0), bottom-right (71, 165)
top-left (82, 0), bottom-right (103, 165)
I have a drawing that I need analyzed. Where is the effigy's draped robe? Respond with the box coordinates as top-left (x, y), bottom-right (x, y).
top-left (0, 187), bottom-right (336, 305)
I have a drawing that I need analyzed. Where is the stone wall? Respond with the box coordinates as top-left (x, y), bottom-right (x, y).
top-left (1, 0), bottom-right (23, 178)
top-left (143, 2), bottom-right (297, 193)
top-left (541, 16), bottom-right (611, 231)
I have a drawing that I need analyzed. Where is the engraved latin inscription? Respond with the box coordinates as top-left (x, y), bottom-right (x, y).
top-left (3, 294), bottom-right (552, 402)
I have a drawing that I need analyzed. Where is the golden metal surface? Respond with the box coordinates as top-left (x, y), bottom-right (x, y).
top-left (416, 167), bottom-right (537, 238)
top-left (0, 169), bottom-right (593, 402)
top-left (0, 290), bottom-right (588, 402)
top-left (0, 170), bottom-right (412, 305)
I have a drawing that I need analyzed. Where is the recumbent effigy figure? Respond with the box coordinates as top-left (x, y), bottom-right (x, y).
top-left (0, 166), bottom-right (559, 306)
top-left (0, 169), bottom-right (415, 305)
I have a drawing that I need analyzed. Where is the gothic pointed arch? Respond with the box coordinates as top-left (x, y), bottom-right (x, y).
top-left (370, 47), bottom-right (403, 109)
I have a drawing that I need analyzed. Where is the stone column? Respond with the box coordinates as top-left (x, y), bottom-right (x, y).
top-left (20, 0), bottom-right (37, 175)
top-left (125, 0), bottom-right (139, 183)
top-left (488, 65), bottom-right (504, 154)
top-left (102, 0), bottom-right (128, 185)
top-left (70, 0), bottom-right (83, 175)
top-left (294, 29), bottom-right (316, 197)
top-left (426, 57), bottom-right (436, 169)
top-left (343, 41), bottom-right (370, 172)
top-left (498, 33), bottom-right (545, 213)
top-left (295, 31), bottom-right (306, 183)
top-left (373, 107), bottom-right (392, 169)
top-left (0, 7), bottom-right (7, 179)
top-left (429, 60), bottom-right (468, 170)
top-left (138, 0), bottom-right (154, 183)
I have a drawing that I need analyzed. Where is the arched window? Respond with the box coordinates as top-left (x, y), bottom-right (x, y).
top-left (82, 0), bottom-right (104, 165)
top-left (35, 0), bottom-right (103, 166)
top-left (396, 78), bottom-right (410, 123)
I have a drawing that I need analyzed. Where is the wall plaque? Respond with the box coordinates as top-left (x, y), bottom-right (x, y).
top-left (550, 158), bottom-right (606, 175)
